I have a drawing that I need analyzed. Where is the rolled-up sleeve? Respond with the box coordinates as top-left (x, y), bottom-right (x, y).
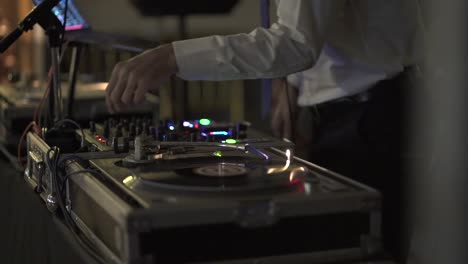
top-left (173, 0), bottom-right (337, 81)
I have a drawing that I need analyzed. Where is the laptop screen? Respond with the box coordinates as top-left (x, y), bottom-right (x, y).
top-left (32, 0), bottom-right (89, 31)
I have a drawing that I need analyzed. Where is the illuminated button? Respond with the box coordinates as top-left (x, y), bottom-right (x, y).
top-left (199, 119), bottom-right (211, 126)
top-left (225, 139), bottom-right (237, 145)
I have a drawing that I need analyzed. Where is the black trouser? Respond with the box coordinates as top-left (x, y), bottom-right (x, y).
top-left (296, 69), bottom-right (415, 262)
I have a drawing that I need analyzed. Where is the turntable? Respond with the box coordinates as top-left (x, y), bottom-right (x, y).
top-left (25, 131), bottom-right (382, 264)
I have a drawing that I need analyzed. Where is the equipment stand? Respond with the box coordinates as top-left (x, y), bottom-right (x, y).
top-left (0, 0), bottom-right (64, 128)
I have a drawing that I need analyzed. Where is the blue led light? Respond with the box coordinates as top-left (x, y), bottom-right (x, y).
top-left (210, 131), bottom-right (229, 136)
top-left (169, 126), bottom-right (175, 131)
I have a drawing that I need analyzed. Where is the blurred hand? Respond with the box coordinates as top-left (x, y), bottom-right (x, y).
top-left (106, 44), bottom-right (178, 113)
top-left (271, 79), bottom-right (298, 141)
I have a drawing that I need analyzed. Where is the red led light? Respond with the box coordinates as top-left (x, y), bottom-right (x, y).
top-left (289, 177), bottom-right (304, 185)
top-left (95, 135), bottom-right (107, 143)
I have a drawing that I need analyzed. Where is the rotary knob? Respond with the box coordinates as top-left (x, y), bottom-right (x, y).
top-left (103, 121), bottom-right (110, 138)
top-left (134, 136), bottom-right (145, 161)
top-left (150, 126), bottom-right (158, 140)
top-left (115, 124), bottom-right (123, 137)
top-left (89, 121), bottom-right (96, 134)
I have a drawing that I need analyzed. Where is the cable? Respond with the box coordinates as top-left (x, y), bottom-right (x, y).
top-left (37, 41), bottom-right (70, 130)
top-left (58, 170), bottom-right (108, 264)
top-left (50, 155), bottom-right (106, 263)
top-left (47, 118), bottom-right (86, 149)
top-left (35, 68), bottom-right (53, 133)
top-left (59, 169), bottom-right (102, 196)
top-left (283, 78), bottom-right (296, 142)
top-left (45, 149), bottom-right (108, 264)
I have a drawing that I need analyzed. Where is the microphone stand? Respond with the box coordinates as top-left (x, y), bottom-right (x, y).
top-left (0, 0), bottom-right (64, 128)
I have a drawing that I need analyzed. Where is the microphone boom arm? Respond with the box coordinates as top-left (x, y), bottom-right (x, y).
top-left (0, 0), bottom-right (62, 53)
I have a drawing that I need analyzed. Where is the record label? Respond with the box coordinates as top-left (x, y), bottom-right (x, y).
top-left (193, 164), bottom-right (248, 178)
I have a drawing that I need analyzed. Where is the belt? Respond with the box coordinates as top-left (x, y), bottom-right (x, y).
top-left (311, 65), bottom-right (416, 110)
top-left (312, 90), bottom-right (372, 111)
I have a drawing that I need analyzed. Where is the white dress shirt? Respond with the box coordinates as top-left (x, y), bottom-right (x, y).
top-left (173, 0), bottom-right (423, 106)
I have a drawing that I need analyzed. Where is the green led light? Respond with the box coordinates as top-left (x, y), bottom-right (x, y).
top-left (214, 151), bottom-right (223, 157)
top-left (199, 119), bottom-right (211, 126)
top-left (225, 139), bottom-right (237, 145)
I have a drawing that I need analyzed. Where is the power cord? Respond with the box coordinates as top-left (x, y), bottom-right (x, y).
top-left (45, 149), bottom-right (108, 264)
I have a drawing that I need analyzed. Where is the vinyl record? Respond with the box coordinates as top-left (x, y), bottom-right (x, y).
top-left (131, 156), bottom-right (310, 192)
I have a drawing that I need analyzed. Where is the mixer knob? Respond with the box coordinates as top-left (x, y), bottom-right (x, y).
top-left (123, 137), bottom-right (130, 153)
top-left (103, 121), bottom-right (110, 138)
top-left (112, 137), bottom-right (120, 153)
top-left (120, 119), bottom-right (129, 132)
top-left (129, 123), bottom-right (136, 137)
top-left (144, 117), bottom-right (152, 126)
top-left (134, 136), bottom-right (144, 161)
top-left (89, 121), bottom-right (96, 134)
top-left (150, 126), bottom-right (158, 140)
top-left (142, 122), bottom-right (148, 136)
top-left (115, 124), bottom-right (123, 137)
top-left (136, 118), bottom-right (142, 127)
top-left (109, 118), bottom-right (116, 128)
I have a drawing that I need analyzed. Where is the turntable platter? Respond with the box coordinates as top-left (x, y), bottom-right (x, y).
top-left (122, 156), bottom-right (310, 193)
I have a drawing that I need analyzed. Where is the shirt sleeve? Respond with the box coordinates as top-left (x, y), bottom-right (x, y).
top-left (172, 0), bottom-right (337, 81)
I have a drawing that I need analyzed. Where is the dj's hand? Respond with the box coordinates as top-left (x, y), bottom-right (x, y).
top-left (106, 44), bottom-right (178, 113)
top-left (271, 79), bottom-right (298, 141)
